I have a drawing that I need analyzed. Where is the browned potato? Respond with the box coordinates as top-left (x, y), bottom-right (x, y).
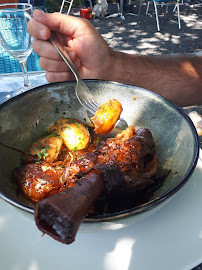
top-left (49, 118), bottom-right (90, 151)
top-left (30, 136), bottom-right (63, 163)
top-left (91, 99), bottom-right (123, 134)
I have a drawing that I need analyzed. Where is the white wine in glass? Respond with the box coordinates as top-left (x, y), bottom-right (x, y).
top-left (0, 3), bottom-right (34, 102)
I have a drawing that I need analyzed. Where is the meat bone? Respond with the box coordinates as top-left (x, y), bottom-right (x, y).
top-left (34, 170), bottom-right (105, 244)
top-left (34, 164), bottom-right (124, 244)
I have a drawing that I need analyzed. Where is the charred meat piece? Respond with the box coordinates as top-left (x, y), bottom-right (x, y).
top-left (35, 170), bottom-right (105, 244)
top-left (35, 166), bottom-right (124, 245)
top-left (97, 126), bottom-right (158, 176)
top-left (90, 127), bottom-right (158, 214)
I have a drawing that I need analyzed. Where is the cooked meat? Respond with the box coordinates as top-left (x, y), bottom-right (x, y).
top-left (13, 126), bottom-right (158, 204)
top-left (13, 122), bottom-right (159, 245)
top-left (97, 126), bottom-right (157, 175)
top-left (13, 163), bottom-right (65, 202)
top-left (34, 169), bottom-right (122, 244)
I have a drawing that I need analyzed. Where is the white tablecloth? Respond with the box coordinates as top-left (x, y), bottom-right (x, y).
top-left (0, 71), bottom-right (48, 104)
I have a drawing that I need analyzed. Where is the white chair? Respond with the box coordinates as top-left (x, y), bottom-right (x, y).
top-left (60, 0), bottom-right (92, 14)
top-left (19, 0), bottom-right (46, 10)
top-left (60, 0), bottom-right (75, 14)
top-left (128, 0), bottom-right (144, 15)
top-left (173, 0), bottom-right (183, 12)
top-left (146, 0), bottom-right (181, 31)
top-left (106, 0), bottom-right (137, 20)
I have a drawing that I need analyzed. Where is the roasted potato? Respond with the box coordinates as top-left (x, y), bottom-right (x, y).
top-left (91, 99), bottom-right (123, 134)
top-left (49, 118), bottom-right (90, 151)
top-left (29, 136), bottom-right (63, 163)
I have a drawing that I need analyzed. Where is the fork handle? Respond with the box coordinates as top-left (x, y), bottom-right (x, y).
top-left (49, 31), bottom-right (81, 83)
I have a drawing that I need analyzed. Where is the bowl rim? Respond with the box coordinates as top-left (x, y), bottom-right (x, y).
top-left (0, 80), bottom-right (200, 221)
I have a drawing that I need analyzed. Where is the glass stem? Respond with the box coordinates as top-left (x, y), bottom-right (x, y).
top-left (19, 60), bottom-right (30, 88)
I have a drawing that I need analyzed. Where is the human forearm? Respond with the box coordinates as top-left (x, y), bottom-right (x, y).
top-left (104, 51), bottom-right (202, 107)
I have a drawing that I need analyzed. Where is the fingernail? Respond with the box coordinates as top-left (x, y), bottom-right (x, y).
top-left (39, 29), bottom-right (46, 38)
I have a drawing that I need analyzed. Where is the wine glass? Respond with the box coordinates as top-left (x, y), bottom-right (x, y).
top-left (0, 3), bottom-right (34, 102)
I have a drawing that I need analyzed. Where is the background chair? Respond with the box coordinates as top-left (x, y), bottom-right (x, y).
top-left (60, 0), bottom-right (75, 14)
top-left (173, 0), bottom-right (184, 12)
top-left (18, 0), bottom-right (46, 11)
top-left (59, 0), bottom-right (93, 14)
top-left (146, 0), bottom-right (181, 31)
top-left (32, 0), bottom-right (46, 10)
top-left (129, 0), bottom-right (144, 15)
top-left (0, 44), bottom-right (42, 73)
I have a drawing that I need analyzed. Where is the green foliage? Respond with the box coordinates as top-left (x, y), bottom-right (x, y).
top-left (45, 0), bottom-right (61, 13)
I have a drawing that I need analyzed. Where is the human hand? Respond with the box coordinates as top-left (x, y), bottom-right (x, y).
top-left (27, 10), bottom-right (114, 82)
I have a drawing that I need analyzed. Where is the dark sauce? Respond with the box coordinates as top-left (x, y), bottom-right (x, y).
top-left (87, 170), bottom-right (170, 217)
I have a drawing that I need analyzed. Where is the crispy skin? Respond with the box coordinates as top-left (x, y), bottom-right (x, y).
top-left (35, 165), bottom-right (125, 245)
top-left (96, 126), bottom-right (158, 194)
top-left (13, 163), bottom-right (67, 202)
top-left (97, 126), bottom-right (157, 175)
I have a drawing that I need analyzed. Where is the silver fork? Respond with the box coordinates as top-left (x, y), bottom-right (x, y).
top-left (50, 31), bottom-right (128, 131)
top-left (49, 31), bottom-right (99, 114)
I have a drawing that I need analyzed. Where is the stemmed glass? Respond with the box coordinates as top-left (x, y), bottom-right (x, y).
top-left (0, 3), bottom-right (34, 102)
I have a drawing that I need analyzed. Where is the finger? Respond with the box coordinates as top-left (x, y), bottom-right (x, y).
top-left (33, 39), bottom-right (78, 63)
top-left (39, 55), bottom-right (81, 73)
top-left (39, 57), bottom-right (68, 72)
top-left (46, 71), bottom-right (75, 83)
top-left (27, 17), bottom-right (50, 40)
top-left (33, 39), bottom-right (62, 60)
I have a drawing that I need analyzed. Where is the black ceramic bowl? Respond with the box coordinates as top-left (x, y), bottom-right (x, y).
top-left (0, 80), bottom-right (199, 222)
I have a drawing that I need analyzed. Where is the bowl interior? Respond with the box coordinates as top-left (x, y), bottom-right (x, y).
top-left (0, 80), bottom-right (199, 220)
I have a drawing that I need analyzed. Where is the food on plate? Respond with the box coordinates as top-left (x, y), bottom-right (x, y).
top-left (29, 136), bottom-right (63, 163)
top-left (13, 121), bottom-right (159, 244)
top-left (35, 170), bottom-right (118, 244)
top-left (13, 162), bottom-right (65, 202)
top-left (13, 126), bottom-right (158, 203)
top-left (12, 99), bottom-right (161, 245)
top-left (49, 118), bottom-right (90, 151)
top-left (91, 99), bottom-right (123, 134)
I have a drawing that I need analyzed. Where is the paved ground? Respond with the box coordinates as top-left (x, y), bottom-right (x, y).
top-left (70, 1), bottom-right (202, 55)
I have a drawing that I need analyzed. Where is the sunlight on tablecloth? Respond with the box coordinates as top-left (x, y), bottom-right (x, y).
top-left (104, 237), bottom-right (136, 270)
top-left (0, 71), bottom-right (48, 93)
